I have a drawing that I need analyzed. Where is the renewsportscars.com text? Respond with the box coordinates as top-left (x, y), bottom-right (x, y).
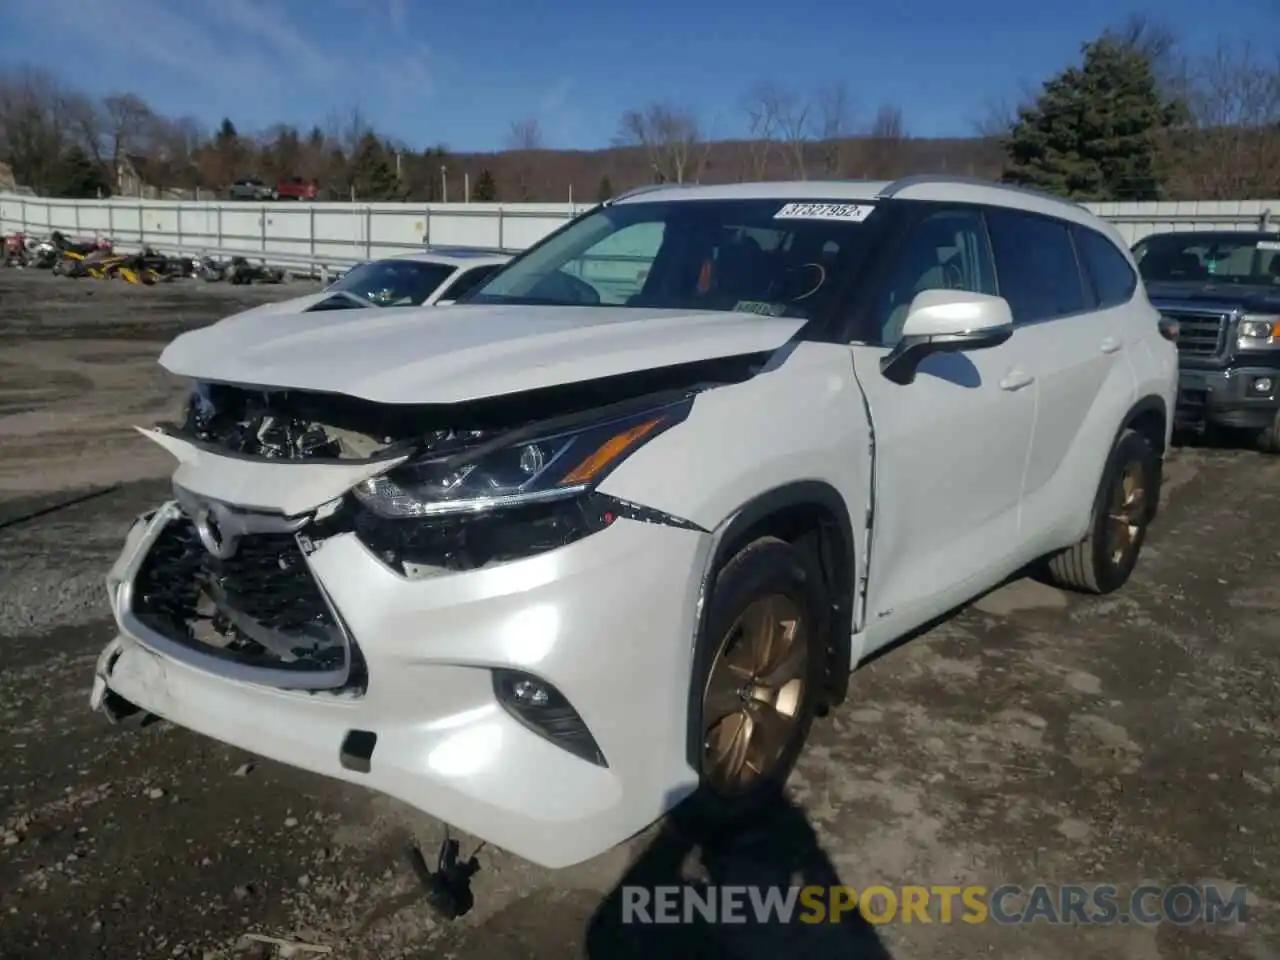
top-left (620, 884), bottom-right (1251, 926)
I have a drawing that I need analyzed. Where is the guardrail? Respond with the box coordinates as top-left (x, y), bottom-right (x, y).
top-left (2, 194), bottom-right (1275, 277)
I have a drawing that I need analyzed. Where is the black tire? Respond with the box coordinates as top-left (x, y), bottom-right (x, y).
top-left (1257, 411), bottom-right (1280, 455)
top-left (1044, 428), bottom-right (1159, 594)
top-left (680, 536), bottom-right (826, 834)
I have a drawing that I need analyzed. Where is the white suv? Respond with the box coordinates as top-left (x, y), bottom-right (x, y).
top-left (92, 177), bottom-right (1177, 870)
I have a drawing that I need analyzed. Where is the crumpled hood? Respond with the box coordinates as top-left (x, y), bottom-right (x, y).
top-left (159, 303), bottom-right (805, 404)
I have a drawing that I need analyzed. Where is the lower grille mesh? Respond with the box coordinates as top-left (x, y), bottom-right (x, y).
top-left (131, 517), bottom-right (348, 676)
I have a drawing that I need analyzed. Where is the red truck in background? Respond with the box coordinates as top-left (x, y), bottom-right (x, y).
top-left (276, 176), bottom-right (319, 200)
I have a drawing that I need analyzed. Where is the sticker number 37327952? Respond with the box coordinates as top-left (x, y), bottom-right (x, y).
top-left (774, 202), bottom-right (876, 222)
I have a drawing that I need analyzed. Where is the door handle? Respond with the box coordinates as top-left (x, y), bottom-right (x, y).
top-left (999, 369), bottom-right (1035, 391)
top-left (1100, 337), bottom-right (1122, 354)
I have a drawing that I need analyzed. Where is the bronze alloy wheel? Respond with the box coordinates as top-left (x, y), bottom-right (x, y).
top-left (1107, 459), bottom-right (1147, 566)
top-left (701, 593), bottom-right (808, 796)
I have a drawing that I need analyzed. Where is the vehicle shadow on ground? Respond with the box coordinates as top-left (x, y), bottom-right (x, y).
top-left (583, 793), bottom-right (894, 959)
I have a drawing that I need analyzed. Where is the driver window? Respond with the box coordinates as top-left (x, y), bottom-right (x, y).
top-left (874, 209), bottom-right (996, 345)
top-left (562, 221), bottom-right (666, 304)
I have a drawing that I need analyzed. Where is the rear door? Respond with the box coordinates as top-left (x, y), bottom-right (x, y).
top-left (851, 205), bottom-right (1036, 647)
top-left (985, 209), bottom-right (1136, 550)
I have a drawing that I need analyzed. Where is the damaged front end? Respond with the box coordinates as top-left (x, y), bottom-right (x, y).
top-left (114, 354), bottom-right (759, 691)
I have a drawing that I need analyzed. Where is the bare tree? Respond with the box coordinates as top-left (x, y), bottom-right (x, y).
top-left (103, 92), bottom-right (155, 171)
top-left (1108, 13), bottom-right (1190, 104)
top-left (861, 103), bottom-right (910, 179)
top-left (741, 81), bottom-right (782, 179)
top-left (63, 92), bottom-right (106, 166)
top-left (1173, 40), bottom-right (1280, 198)
top-left (322, 106), bottom-right (370, 159)
top-left (507, 117), bottom-right (544, 151)
top-left (809, 81), bottom-right (854, 177)
top-left (773, 87), bottom-right (811, 179)
top-left (615, 101), bottom-right (707, 184)
top-left (740, 82), bottom-right (811, 178)
top-left (0, 67), bottom-right (74, 192)
top-left (504, 117), bottom-right (545, 200)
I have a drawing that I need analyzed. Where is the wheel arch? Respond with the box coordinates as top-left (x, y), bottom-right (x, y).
top-left (1123, 394), bottom-right (1168, 455)
top-left (683, 480), bottom-right (858, 771)
top-left (1121, 394), bottom-right (1168, 519)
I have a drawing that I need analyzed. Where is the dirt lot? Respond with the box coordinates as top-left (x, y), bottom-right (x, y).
top-left (0, 268), bottom-right (1277, 960)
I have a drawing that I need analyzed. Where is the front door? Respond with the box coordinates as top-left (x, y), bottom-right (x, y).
top-left (850, 206), bottom-right (1036, 651)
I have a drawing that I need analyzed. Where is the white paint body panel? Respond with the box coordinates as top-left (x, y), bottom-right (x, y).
top-left (93, 181), bottom-right (1179, 870)
top-left (98, 513), bottom-right (711, 869)
top-left (159, 304), bottom-right (805, 403)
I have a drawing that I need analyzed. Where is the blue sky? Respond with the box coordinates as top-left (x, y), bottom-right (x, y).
top-left (2, 0), bottom-right (1276, 152)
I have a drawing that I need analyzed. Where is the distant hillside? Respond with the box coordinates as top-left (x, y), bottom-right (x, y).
top-left (440, 136), bottom-right (1005, 203)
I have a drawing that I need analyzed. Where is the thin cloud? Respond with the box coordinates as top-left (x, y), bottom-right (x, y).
top-left (29, 0), bottom-right (277, 98)
top-left (388, 0), bottom-right (408, 32)
top-left (15, 0), bottom-right (434, 124)
top-left (539, 78), bottom-right (583, 147)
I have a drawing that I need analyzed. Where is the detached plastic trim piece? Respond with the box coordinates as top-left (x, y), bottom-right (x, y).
top-left (340, 729), bottom-right (378, 773)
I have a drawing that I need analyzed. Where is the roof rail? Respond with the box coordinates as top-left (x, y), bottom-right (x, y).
top-left (606, 182), bottom-right (684, 205)
top-left (879, 174), bottom-right (1087, 209)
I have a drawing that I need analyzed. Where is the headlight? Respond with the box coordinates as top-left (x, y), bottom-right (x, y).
top-left (1238, 315), bottom-right (1280, 346)
top-left (351, 397), bottom-right (692, 518)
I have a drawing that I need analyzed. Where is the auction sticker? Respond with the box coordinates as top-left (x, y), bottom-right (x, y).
top-left (774, 202), bottom-right (875, 222)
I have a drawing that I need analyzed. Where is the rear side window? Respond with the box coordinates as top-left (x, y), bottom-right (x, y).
top-left (986, 209), bottom-right (1088, 323)
top-left (1075, 227), bottom-right (1138, 308)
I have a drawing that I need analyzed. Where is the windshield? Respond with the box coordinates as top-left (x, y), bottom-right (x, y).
top-left (328, 259), bottom-right (458, 306)
top-left (1133, 234), bottom-right (1280, 286)
top-left (463, 198), bottom-right (881, 319)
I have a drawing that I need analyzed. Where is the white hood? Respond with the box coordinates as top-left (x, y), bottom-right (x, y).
top-left (232, 291), bottom-right (336, 316)
top-left (159, 303), bottom-right (805, 404)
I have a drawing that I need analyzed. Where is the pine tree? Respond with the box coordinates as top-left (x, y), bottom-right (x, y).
top-left (349, 132), bottom-right (404, 201)
top-left (596, 174), bottom-right (614, 202)
top-left (1002, 35), bottom-right (1179, 201)
top-left (472, 168), bottom-right (498, 202)
top-left (52, 146), bottom-right (111, 198)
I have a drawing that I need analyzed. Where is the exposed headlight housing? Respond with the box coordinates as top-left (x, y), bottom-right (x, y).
top-left (1238, 315), bottom-right (1280, 349)
top-left (351, 396), bottom-right (693, 519)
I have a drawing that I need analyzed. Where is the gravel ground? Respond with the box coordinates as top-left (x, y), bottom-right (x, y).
top-left (0, 268), bottom-right (1277, 960)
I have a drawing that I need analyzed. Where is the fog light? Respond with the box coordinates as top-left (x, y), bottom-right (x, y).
top-left (492, 668), bottom-right (607, 767)
top-left (512, 678), bottom-right (550, 706)
top-left (1253, 377), bottom-right (1274, 395)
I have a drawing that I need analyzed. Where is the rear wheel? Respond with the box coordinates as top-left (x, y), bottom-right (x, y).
top-left (1044, 428), bottom-right (1159, 594)
top-left (683, 537), bottom-right (825, 831)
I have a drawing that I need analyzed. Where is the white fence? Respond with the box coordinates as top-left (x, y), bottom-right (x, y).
top-left (1, 194), bottom-right (1275, 273)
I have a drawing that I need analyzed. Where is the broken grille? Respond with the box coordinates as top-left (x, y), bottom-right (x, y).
top-left (130, 516), bottom-right (350, 682)
top-left (1164, 310), bottom-right (1229, 359)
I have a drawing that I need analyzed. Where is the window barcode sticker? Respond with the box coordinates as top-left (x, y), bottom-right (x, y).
top-left (774, 202), bottom-right (876, 222)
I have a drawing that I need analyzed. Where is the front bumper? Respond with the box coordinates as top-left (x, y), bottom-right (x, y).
top-left (92, 502), bottom-right (712, 869)
top-left (1174, 364), bottom-right (1279, 431)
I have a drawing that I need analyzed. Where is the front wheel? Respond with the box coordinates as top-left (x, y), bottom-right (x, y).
top-left (1043, 428), bottom-right (1159, 594)
top-left (1256, 410), bottom-right (1280, 455)
top-left (682, 537), bottom-right (826, 832)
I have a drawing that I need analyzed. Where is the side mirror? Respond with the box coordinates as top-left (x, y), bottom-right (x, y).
top-left (880, 290), bottom-right (1015, 385)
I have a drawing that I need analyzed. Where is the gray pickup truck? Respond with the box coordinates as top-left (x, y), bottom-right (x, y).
top-left (1135, 229), bottom-right (1280, 453)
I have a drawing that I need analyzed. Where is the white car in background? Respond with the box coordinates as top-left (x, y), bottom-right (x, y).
top-left (92, 176), bottom-right (1176, 871)
top-left (237, 247), bottom-right (510, 317)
